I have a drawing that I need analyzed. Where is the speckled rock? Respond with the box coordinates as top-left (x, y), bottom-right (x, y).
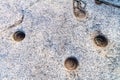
top-left (0, 0), bottom-right (120, 80)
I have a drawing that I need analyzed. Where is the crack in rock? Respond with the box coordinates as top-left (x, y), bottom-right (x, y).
top-left (7, 14), bottom-right (24, 29)
top-left (99, 0), bottom-right (120, 8)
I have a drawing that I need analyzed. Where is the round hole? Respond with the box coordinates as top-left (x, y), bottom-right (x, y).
top-left (13, 31), bottom-right (25, 42)
top-left (64, 57), bottom-right (79, 70)
top-left (95, 0), bottom-right (102, 5)
top-left (94, 35), bottom-right (108, 47)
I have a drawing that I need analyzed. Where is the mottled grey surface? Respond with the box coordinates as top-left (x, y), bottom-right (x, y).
top-left (0, 0), bottom-right (120, 80)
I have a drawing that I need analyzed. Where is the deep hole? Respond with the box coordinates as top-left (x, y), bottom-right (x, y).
top-left (94, 35), bottom-right (108, 47)
top-left (13, 31), bottom-right (25, 42)
top-left (64, 57), bottom-right (78, 70)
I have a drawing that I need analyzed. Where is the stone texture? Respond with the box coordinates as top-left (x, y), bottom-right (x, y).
top-left (0, 0), bottom-right (120, 80)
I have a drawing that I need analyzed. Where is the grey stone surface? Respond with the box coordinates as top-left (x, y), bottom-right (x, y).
top-left (0, 0), bottom-right (120, 80)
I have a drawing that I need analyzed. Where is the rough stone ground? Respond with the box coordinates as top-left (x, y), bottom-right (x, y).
top-left (0, 0), bottom-right (120, 80)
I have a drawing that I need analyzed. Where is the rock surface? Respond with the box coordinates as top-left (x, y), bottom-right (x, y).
top-left (0, 0), bottom-right (120, 80)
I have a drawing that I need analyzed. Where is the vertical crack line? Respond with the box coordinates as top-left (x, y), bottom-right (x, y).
top-left (0, 10), bottom-right (25, 34)
top-left (7, 14), bottom-right (24, 29)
